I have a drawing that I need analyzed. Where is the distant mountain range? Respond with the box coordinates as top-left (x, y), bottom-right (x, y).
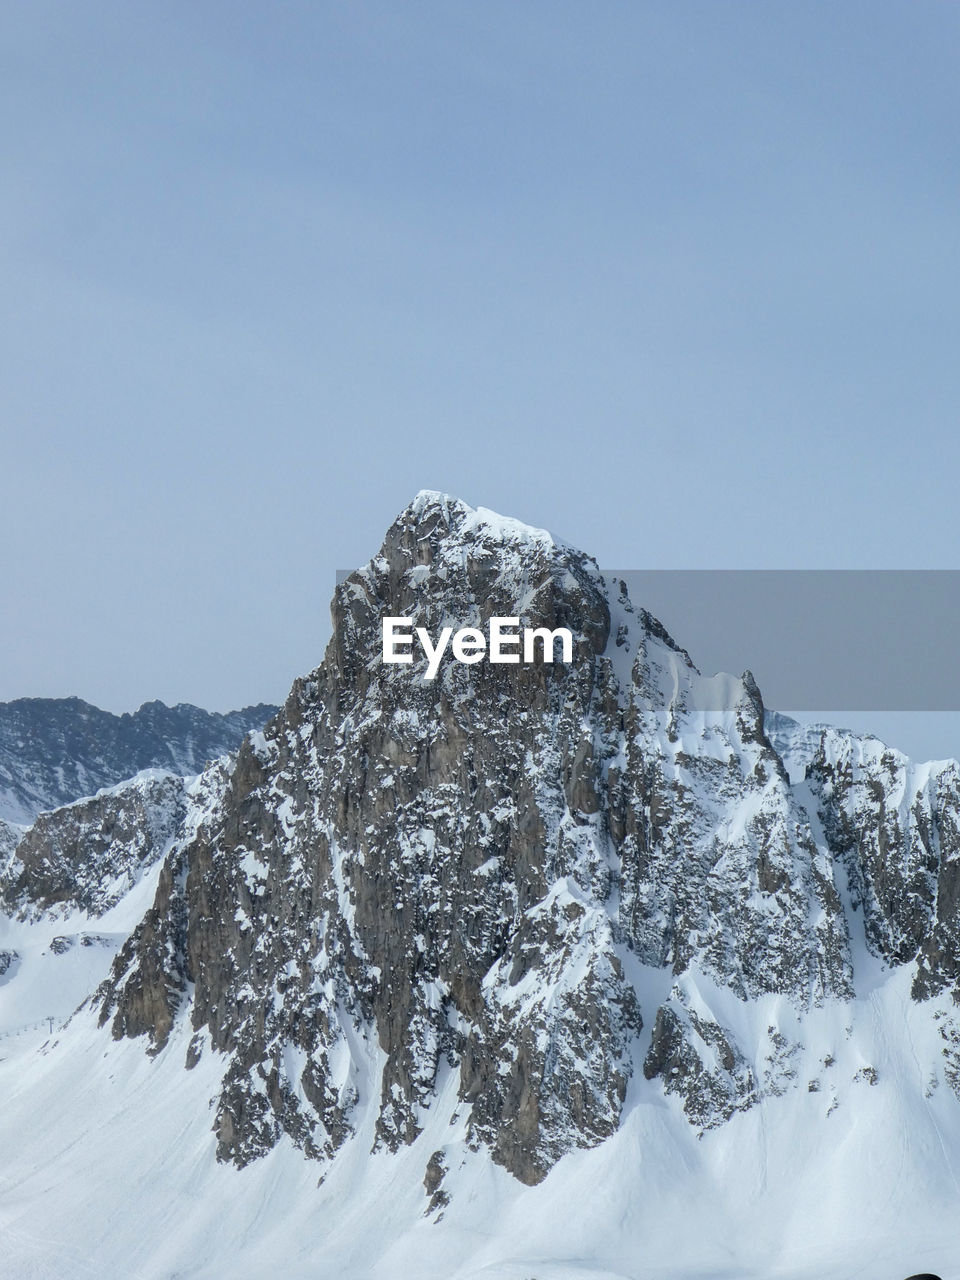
top-left (0, 697), bottom-right (278, 825)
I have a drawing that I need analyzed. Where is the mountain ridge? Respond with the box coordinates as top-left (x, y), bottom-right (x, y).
top-left (0, 695), bottom-right (279, 825)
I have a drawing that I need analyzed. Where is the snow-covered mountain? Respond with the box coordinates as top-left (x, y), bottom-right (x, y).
top-left (2, 769), bottom-right (189, 920)
top-left (0, 696), bottom-right (278, 825)
top-left (2, 493), bottom-right (959, 1279)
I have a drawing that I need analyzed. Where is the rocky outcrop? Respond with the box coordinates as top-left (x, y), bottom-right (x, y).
top-left (643, 991), bottom-right (758, 1128)
top-left (793, 727), bottom-right (960, 998)
top-left (0, 818), bottom-right (22, 871)
top-left (0, 770), bottom-right (188, 918)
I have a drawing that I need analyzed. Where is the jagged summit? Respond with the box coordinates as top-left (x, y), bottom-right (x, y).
top-left (385, 493), bottom-right (702, 670)
top-left (361, 489), bottom-right (599, 600)
top-left (404, 489), bottom-right (563, 550)
top-left (92, 493), bottom-right (853, 1189)
top-left (328, 490), bottom-right (612, 689)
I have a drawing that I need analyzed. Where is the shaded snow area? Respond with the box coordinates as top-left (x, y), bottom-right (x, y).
top-left (2, 494), bottom-right (960, 1279)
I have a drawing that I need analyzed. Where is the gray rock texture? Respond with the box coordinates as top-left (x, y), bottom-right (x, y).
top-left (790, 722), bottom-right (960, 998)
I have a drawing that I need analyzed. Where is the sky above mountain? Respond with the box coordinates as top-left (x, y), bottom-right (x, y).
top-left (2, 2), bottom-right (958, 716)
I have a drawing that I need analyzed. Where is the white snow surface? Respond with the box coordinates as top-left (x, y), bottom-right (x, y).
top-left (2, 966), bottom-right (960, 1279)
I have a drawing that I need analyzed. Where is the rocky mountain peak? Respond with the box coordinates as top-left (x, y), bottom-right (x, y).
top-left (325, 489), bottom-right (611, 694)
top-left (90, 495), bottom-right (865, 1190)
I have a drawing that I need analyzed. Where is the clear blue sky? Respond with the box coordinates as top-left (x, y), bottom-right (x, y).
top-left (3, 2), bottom-right (959, 718)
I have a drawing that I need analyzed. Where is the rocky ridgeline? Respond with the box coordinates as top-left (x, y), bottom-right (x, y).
top-left (0, 697), bottom-right (278, 825)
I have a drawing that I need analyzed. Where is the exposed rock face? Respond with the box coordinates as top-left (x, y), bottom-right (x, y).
top-left (0, 819), bottom-right (22, 872)
top-left (790, 723), bottom-right (960, 998)
top-left (643, 994), bottom-right (759, 1128)
top-left (0, 770), bottom-right (188, 919)
top-left (0, 697), bottom-right (278, 825)
top-left (615, 646), bottom-right (851, 1006)
top-left (97, 493), bottom-right (863, 1183)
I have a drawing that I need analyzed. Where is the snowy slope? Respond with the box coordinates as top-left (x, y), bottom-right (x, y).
top-left (3, 969), bottom-right (960, 1280)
